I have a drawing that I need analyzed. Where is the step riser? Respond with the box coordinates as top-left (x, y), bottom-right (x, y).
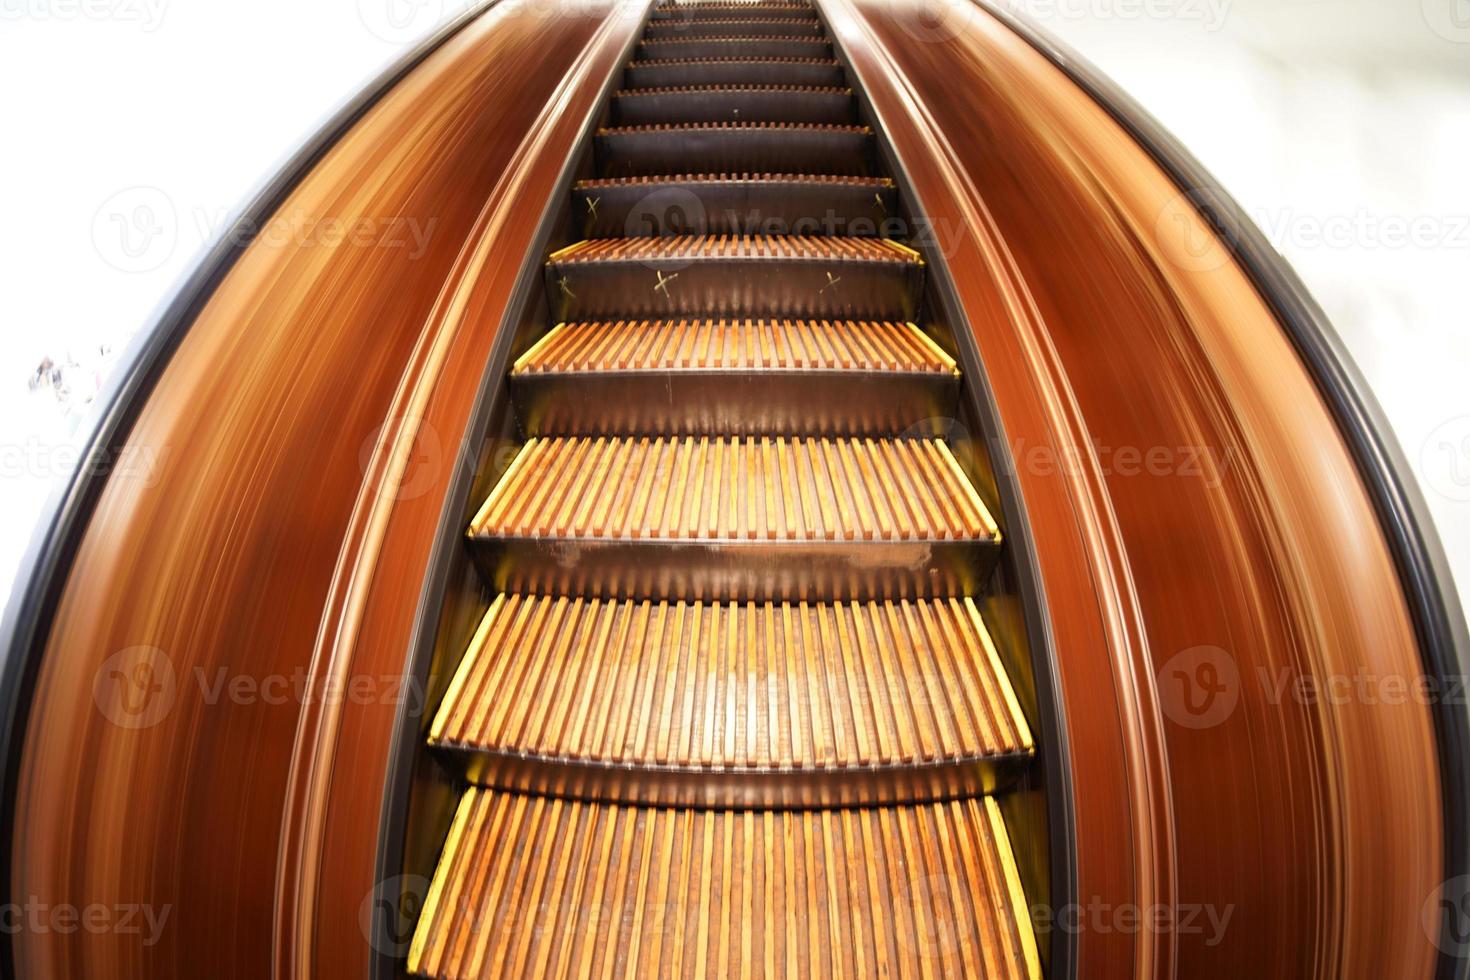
top-left (624, 59), bottom-right (845, 88)
top-left (597, 128), bottom-right (872, 177)
top-left (513, 371), bottom-right (957, 437)
top-left (572, 179), bottom-right (896, 237)
top-left (644, 19), bottom-right (823, 37)
top-left (447, 750), bottom-right (1026, 807)
top-left (471, 538), bottom-right (995, 602)
top-left (649, 4), bottom-right (817, 20)
top-left (613, 89), bottom-right (855, 126)
top-left (544, 258), bottom-right (923, 320)
top-left (637, 37), bottom-right (831, 59)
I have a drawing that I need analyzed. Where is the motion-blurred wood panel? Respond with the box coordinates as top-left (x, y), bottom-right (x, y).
top-left (823, 0), bottom-right (1442, 977)
top-left (9, 2), bottom-right (646, 979)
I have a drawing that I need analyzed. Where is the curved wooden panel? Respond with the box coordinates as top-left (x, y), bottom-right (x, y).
top-left (822, 1), bottom-right (1443, 978)
top-left (8, 2), bottom-right (645, 978)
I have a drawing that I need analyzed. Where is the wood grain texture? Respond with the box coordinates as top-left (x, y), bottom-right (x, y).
top-left (9, 2), bottom-right (647, 978)
top-left (431, 595), bottom-right (1032, 771)
top-left (470, 435), bottom-right (998, 542)
top-left (512, 319), bottom-right (957, 374)
top-left (823, 0), bottom-right (1443, 977)
top-left (409, 789), bottom-right (1042, 980)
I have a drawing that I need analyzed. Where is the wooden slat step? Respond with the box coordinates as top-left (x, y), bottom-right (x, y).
top-left (636, 36), bottom-right (832, 60)
top-left (409, 790), bottom-right (1042, 980)
top-left (513, 319), bottom-right (956, 374)
top-left (431, 594), bottom-right (1032, 773)
top-left (597, 120), bottom-right (872, 177)
top-left (571, 173), bottom-right (896, 237)
top-left (623, 57), bottom-right (845, 88)
top-left (611, 84), bottom-right (854, 125)
top-left (651, 1), bottom-right (816, 18)
top-left (545, 234), bottom-right (922, 320)
top-left (470, 436), bottom-right (996, 543)
top-left (645, 16), bottom-right (823, 37)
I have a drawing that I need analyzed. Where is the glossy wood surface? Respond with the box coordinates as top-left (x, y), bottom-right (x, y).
top-left (822, 0), bottom-right (1443, 976)
top-left (10, 2), bottom-right (645, 977)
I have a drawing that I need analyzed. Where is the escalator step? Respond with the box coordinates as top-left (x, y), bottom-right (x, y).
top-left (571, 172), bottom-right (895, 237)
top-left (597, 120), bottom-right (872, 177)
top-left (623, 56), bottom-right (846, 88)
top-left (513, 318), bottom-right (954, 374)
top-left (611, 84), bottom-right (855, 125)
top-left (430, 594), bottom-right (1032, 805)
top-left (470, 435), bottom-right (996, 542)
top-left (636, 35), bottom-right (832, 60)
top-left (545, 235), bottom-right (921, 319)
top-left (408, 789), bottom-right (1042, 980)
top-left (650, 0), bottom-right (816, 19)
top-left (510, 317), bottom-right (957, 436)
top-left (645, 16), bottom-right (823, 37)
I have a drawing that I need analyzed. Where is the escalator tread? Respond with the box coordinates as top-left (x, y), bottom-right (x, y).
top-left (469, 435), bottom-right (998, 542)
top-left (512, 318), bottom-right (956, 374)
top-left (409, 789), bottom-right (1042, 980)
top-left (430, 594), bottom-right (1032, 772)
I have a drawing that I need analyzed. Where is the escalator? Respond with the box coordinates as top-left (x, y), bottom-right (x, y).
top-left (5, 0), bottom-right (1462, 976)
top-left (407, 2), bottom-right (1043, 975)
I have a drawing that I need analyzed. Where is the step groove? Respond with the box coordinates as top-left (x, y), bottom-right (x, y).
top-left (470, 435), bottom-right (996, 542)
top-left (409, 790), bottom-right (1043, 980)
top-left (432, 594), bottom-right (1032, 772)
top-left (514, 319), bottom-right (955, 374)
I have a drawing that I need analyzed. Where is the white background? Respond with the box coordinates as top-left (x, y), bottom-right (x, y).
top-left (1, 0), bottom-right (1467, 613)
